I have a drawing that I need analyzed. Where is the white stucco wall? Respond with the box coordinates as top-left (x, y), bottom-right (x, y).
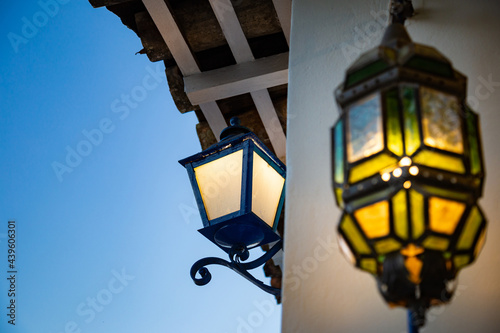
top-left (283, 0), bottom-right (500, 332)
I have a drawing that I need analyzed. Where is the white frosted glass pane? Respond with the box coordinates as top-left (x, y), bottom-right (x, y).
top-left (420, 86), bottom-right (464, 154)
top-left (347, 94), bottom-right (384, 163)
top-left (194, 150), bottom-right (243, 220)
top-left (251, 152), bottom-right (285, 227)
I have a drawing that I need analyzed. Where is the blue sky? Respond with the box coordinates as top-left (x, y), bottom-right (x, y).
top-left (0, 1), bottom-right (281, 332)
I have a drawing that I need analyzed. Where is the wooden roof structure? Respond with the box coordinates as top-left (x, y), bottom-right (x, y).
top-left (89, 0), bottom-right (290, 160)
top-left (89, 0), bottom-right (291, 298)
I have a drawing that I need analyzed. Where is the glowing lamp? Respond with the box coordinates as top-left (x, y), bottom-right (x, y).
top-left (180, 117), bottom-right (286, 254)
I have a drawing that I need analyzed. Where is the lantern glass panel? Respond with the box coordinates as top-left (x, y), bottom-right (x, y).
top-left (474, 229), bottom-right (486, 257)
top-left (392, 190), bottom-right (409, 240)
top-left (410, 190), bottom-right (425, 239)
top-left (413, 150), bottom-right (465, 174)
top-left (349, 154), bottom-right (397, 183)
top-left (360, 258), bottom-right (378, 274)
top-left (420, 86), bottom-right (464, 154)
top-left (429, 197), bottom-right (466, 235)
top-left (374, 238), bottom-right (401, 254)
top-left (340, 214), bottom-right (371, 255)
top-left (402, 87), bottom-right (421, 156)
top-left (457, 206), bottom-right (482, 250)
top-left (422, 236), bottom-right (449, 251)
top-left (194, 149), bottom-right (243, 221)
top-left (347, 94), bottom-right (384, 163)
top-left (453, 255), bottom-right (470, 269)
top-left (251, 151), bottom-right (285, 227)
top-left (333, 120), bottom-right (344, 184)
top-left (465, 109), bottom-right (482, 175)
top-left (355, 200), bottom-right (390, 239)
top-left (385, 89), bottom-right (404, 156)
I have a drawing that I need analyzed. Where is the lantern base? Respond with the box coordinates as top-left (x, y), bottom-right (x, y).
top-left (198, 215), bottom-right (280, 255)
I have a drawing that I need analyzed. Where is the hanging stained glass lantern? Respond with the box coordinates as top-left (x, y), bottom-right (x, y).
top-left (332, 16), bottom-right (486, 330)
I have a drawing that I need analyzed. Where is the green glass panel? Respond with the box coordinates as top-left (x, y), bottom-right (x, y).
top-left (360, 258), bottom-right (378, 274)
top-left (410, 190), bottom-right (424, 239)
top-left (374, 238), bottom-right (401, 254)
top-left (474, 228), bottom-right (486, 257)
top-left (351, 187), bottom-right (394, 211)
top-left (420, 87), bottom-right (464, 154)
top-left (346, 60), bottom-right (390, 88)
top-left (349, 153), bottom-right (397, 184)
top-left (453, 255), bottom-right (470, 269)
top-left (340, 214), bottom-right (371, 255)
top-left (402, 87), bottom-right (421, 156)
top-left (347, 94), bottom-right (384, 163)
top-left (418, 184), bottom-right (469, 202)
top-left (334, 120), bottom-right (345, 184)
top-left (465, 108), bottom-right (483, 175)
top-left (413, 150), bottom-right (465, 174)
top-left (406, 56), bottom-right (454, 78)
top-left (456, 206), bottom-right (483, 250)
top-left (392, 190), bottom-right (408, 240)
top-left (422, 236), bottom-right (449, 251)
top-left (386, 89), bottom-right (404, 156)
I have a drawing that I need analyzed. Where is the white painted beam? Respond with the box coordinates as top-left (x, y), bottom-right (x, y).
top-left (184, 52), bottom-right (289, 105)
top-left (208, 0), bottom-right (287, 159)
top-left (272, 0), bottom-right (292, 46)
top-left (142, 0), bottom-right (227, 140)
top-left (250, 90), bottom-right (287, 159)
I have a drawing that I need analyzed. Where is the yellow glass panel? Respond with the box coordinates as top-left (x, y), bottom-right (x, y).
top-left (456, 206), bottom-right (482, 250)
top-left (335, 188), bottom-right (344, 209)
top-left (404, 257), bottom-right (422, 284)
top-left (474, 229), bottom-right (486, 257)
top-left (349, 154), bottom-right (397, 183)
top-left (360, 258), bottom-right (378, 274)
top-left (374, 238), bottom-right (401, 254)
top-left (347, 94), bottom-right (384, 163)
top-left (453, 255), bottom-right (470, 269)
top-left (422, 236), bottom-right (449, 251)
top-left (429, 197), bottom-right (466, 235)
top-left (413, 150), bottom-right (465, 174)
top-left (251, 152), bottom-right (285, 227)
top-left (410, 190), bottom-right (424, 239)
top-left (392, 190), bottom-right (408, 240)
top-left (194, 150), bottom-right (243, 220)
top-left (355, 201), bottom-right (389, 239)
top-left (340, 215), bottom-right (371, 255)
top-left (420, 86), bottom-right (464, 154)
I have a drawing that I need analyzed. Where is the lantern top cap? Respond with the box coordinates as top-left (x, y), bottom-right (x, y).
top-left (380, 22), bottom-right (412, 48)
top-left (220, 117), bottom-right (251, 140)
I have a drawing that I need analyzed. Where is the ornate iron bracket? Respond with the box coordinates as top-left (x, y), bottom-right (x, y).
top-left (190, 240), bottom-right (283, 296)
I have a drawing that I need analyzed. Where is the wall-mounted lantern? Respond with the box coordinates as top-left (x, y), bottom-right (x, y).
top-left (331, 1), bottom-right (486, 331)
top-left (180, 117), bottom-right (286, 296)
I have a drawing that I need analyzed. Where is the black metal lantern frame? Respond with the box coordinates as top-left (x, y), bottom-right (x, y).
top-left (331, 1), bottom-right (487, 331)
top-left (180, 118), bottom-right (286, 296)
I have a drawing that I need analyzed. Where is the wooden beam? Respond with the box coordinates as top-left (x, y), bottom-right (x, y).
top-left (142, 0), bottom-right (199, 75)
top-left (89, 0), bottom-right (135, 8)
top-left (272, 0), bottom-right (292, 46)
top-left (208, 0), bottom-right (287, 158)
top-left (142, 0), bottom-right (227, 139)
top-left (184, 52), bottom-right (289, 105)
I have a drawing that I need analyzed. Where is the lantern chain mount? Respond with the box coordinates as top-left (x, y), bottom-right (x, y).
top-left (390, 0), bottom-right (414, 24)
top-left (190, 240), bottom-right (283, 296)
